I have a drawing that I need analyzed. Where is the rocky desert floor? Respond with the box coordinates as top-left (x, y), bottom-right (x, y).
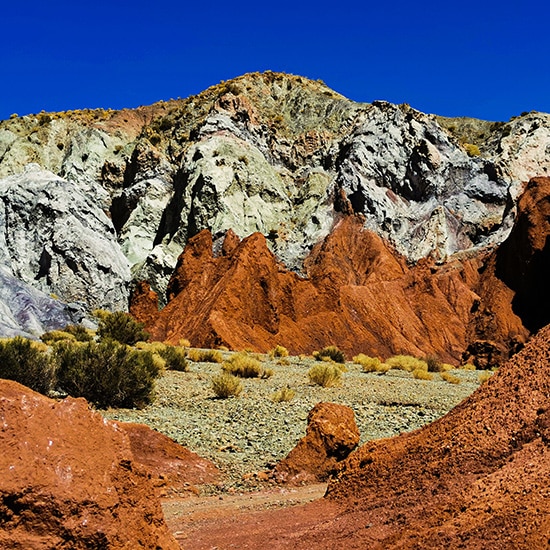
top-left (103, 351), bottom-right (483, 493)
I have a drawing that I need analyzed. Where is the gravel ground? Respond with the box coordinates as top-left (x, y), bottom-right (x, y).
top-left (102, 352), bottom-right (485, 493)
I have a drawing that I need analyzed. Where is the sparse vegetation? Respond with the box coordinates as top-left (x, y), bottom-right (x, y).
top-left (271, 386), bottom-right (296, 403)
top-left (187, 348), bottom-right (223, 363)
top-left (41, 330), bottom-right (76, 344)
top-left (413, 368), bottom-right (433, 381)
top-left (441, 372), bottom-right (461, 384)
top-left (223, 352), bottom-right (273, 378)
top-left (424, 355), bottom-right (444, 373)
top-left (211, 373), bottom-right (243, 398)
top-left (313, 345), bottom-right (345, 364)
top-left (158, 345), bottom-right (188, 372)
top-left (53, 340), bottom-right (161, 409)
top-left (308, 363), bottom-right (342, 387)
top-left (269, 345), bottom-right (289, 358)
top-left (386, 355), bottom-right (428, 372)
top-left (353, 353), bottom-right (382, 372)
top-left (0, 337), bottom-right (56, 395)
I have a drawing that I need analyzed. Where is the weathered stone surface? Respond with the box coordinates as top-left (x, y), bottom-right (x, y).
top-left (0, 164), bottom-right (130, 311)
top-left (273, 402), bottom-right (360, 484)
top-left (0, 380), bottom-right (179, 549)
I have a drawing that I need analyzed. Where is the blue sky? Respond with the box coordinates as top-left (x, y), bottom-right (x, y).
top-left (1, 1), bottom-right (548, 122)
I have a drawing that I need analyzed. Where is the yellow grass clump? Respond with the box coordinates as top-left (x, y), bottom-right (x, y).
top-left (187, 349), bottom-right (223, 363)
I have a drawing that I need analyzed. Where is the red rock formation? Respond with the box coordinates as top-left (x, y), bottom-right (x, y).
top-left (119, 422), bottom-right (221, 496)
top-left (273, 402), bottom-right (360, 484)
top-left (139, 216), bottom-right (480, 363)
top-left (0, 380), bottom-right (179, 550)
top-left (133, 177), bottom-right (550, 366)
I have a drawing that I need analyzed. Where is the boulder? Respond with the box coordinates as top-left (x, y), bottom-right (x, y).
top-left (0, 380), bottom-right (178, 549)
top-left (273, 402), bottom-right (360, 484)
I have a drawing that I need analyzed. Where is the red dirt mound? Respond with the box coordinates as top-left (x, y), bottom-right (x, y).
top-left (179, 323), bottom-right (550, 549)
top-left (0, 381), bottom-right (178, 550)
top-left (273, 402), bottom-right (360, 484)
top-left (119, 422), bottom-right (221, 496)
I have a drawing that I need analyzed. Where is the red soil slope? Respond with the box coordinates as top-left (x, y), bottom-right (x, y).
top-left (0, 381), bottom-right (179, 550)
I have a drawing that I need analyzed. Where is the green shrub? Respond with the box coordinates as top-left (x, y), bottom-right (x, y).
top-left (63, 324), bottom-right (94, 342)
top-left (313, 345), bottom-right (345, 364)
top-left (308, 363), bottom-right (342, 387)
top-left (0, 337), bottom-right (56, 395)
top-left (386, 355), bottom-right (428, 372)
top-left (96, 311), bottom-right (149, 345)
top-left (212, 373), bottom-right (243, 398)
top-left (53, 340), bottom-right (161, 408)
top-left (41, 330), bottom-right (76, 344)
top-left (187, 348), bottom-right (223, 363)
top-left (223, 352), bottom-right (272, 378)
top-left (159, 345), bottom-right (188, 372)
top-left (271, 386), bottom-right (296, 403)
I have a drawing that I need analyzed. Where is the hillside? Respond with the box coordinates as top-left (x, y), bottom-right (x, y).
top-left (1, 71), bottom-right (550, 364)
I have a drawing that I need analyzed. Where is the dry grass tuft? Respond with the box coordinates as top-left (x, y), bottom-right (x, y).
top-left (353, 353), bottom-right (381, 372)
top-left (212, 373), bottom-right (243, 398)
top-left (308, 363), bottom-right (342, 387)
top-left (441, 372), bottom-right (461, 384)
top-left (413, 368), bottom-right (433, 381)
top-left (271, 386), bottom-right (296, 403)
top-left (188, 349), bottom-right (223, 363)
top-left (386, 355), bottom-right (428, 372)
top-left (478, 371), bottom-right (493, 385)
top-left (269, 345), bottom-right (289, 358)
top-left (223, 352), bottom-right (272, 378)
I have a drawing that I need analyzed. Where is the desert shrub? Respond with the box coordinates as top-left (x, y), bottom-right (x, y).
top-left (386, 355), bottom-right (428, 372)
top-left (308, 363), bottom-right (342, 387)
top-left (211, 373), bottom-right (243, 398)
top-left (464, 143), bottom-right (481, 157)
top-left (441, 372), bottom-right (461, 384)
top-left (53, 340), bottom-right (161, 408)
top-left (313, 345), bottom-right (345, 364)
top-left (413, 368), bottom-right (433, 381)
top-left (353, 354), bottom-right (382, 372)
top-left (0, 337), bottom-right (56, 394)
top-left (96, 311), bottom-right (149, 345)
top-left (187, 348), bottom-right (223, 363)
top-left (159, 345), bottom-right (188, 372)
top-left (441, 363), bottom-right (455, 372)
top-left (134, 341), bottom-right (166, 352)
top-left (179, 338), bottom-right (191, 348)
top-left (223, 353), bottom-right (272, 378)
top-left (269, 345), bottom-right (289, 358)
top-left (277, 358), bottom-right (291, 366)
top-left (41, 330), bottom-right (76, 344)
top-left (424, 355), bottom-right (444, 373)
top-left (63, 324), bottom-right (94, 342)
top-left (271, 386), bottom-right (296, 403)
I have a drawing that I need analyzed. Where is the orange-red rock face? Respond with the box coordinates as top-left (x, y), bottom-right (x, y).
top-left (133, 178), bottom-right (550, 366)
top-left (0, 380), bottom-right (179, 550)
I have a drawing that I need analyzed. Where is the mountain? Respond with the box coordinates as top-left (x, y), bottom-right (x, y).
top-left (1, 71), bottom-right (550, 363)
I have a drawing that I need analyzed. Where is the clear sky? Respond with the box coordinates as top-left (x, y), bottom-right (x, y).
top-left (1, 0), bottom-right (548, 122)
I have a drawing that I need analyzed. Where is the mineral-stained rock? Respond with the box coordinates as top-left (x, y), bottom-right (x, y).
top-left (0, 380), bottom-right (178, 549)
top-left (273, 402), bottom-right (360, 484)
top-left (0, 164), bottom-right (130, 311)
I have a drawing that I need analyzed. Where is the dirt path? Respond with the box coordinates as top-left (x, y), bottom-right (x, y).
top-left (162, 483), bottom-right (338, 549)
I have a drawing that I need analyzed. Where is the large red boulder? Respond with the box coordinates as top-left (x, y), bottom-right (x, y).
top-left (273, 402), bottom-right (360, 484)
top-left (0, 380), bottom-right (179, 549)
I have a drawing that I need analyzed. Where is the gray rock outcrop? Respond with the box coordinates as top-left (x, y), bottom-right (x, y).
top-left (0, 164), bottom-right (130, 318)
top-left (0, 72), bottom-right (550, 335)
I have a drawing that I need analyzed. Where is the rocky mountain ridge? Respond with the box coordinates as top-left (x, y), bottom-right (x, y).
top-left (1, 71), bottom-right (550, 356)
